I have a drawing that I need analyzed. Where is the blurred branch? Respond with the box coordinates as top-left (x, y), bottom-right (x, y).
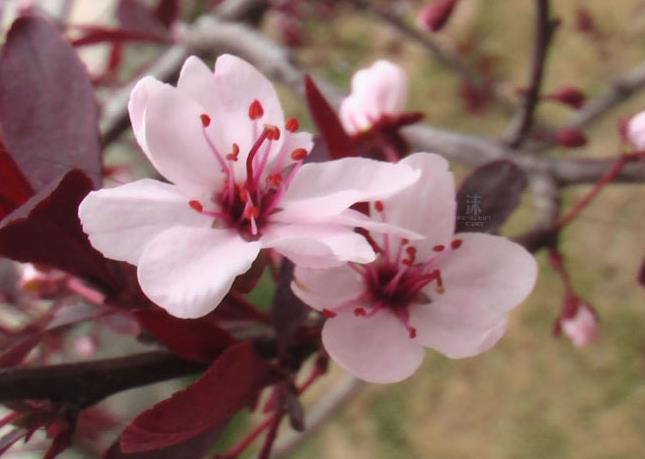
top-left (0, 352), bottom-right (204, 406)
top-left (356, 0), bottom-right (516, 114)
top-left (505, 0), bottom-right (558, 148)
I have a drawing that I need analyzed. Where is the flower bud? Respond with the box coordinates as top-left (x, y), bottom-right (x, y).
top-left (560, 300), bottom-right (598, 348)
top-left (626, 110), bottom-right (645, 151)
top-left (554, 127), bottom-right (588, 148)
top-left (417, 0), bottom-right (459, 32)
top-left (545, 86), bottom-right (586, 110)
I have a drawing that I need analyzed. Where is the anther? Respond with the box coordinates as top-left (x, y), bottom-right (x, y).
top-left (248, 99), bottom-right (264, 120)
top-left (354, 307), bottom-right (367, 317)
top-left (188, 200), bottom-right (203, 213)
top-left (267, 173), bottom-right (283, 187)
top-left (408, 327), bottom-right (417, 339)
top-left (451, 239), bottom-right (463, 249)
top-left (290, 148), bottom-right (308, 160)
top-left (433, 244), bottom-right (445, 252)
top-left (374, 200), bottom-right (385, 212)
top-left (265, 124), bottom-right (281, 140)
top-left (285, 117), bottom-right (299, 132)
top-left (243, 205), bottom-right (259, 220)
top-left (436, 286), bottom-right (445, 294)
top-left (226, 143), bottom-right (240, 161)
top-left (322, 308), bottom-right (337, 318)
top-left (200, 114), bottom-right (211, 127)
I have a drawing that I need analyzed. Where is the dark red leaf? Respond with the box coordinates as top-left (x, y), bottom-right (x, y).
top-left (134, 309), bottom-right (234, 363)
top-left (70, 26), bottom-right (170, 47)
top-left (0, 16), bottom-right (101, 189)
top-left (0, 170), bottom-right (112, 286)
top-left (272, 261), bottom-right (308, 361)
top-left (456, 160), bottom-right (527, 233)
top-left (120, 341), bottom-right (276, 452)
top-left (105, 424), bottom-right (224, 459)
top-left (639, 257), bottom-right (645, 287)
top-left (154, 0), bottom-right (180, 29)
top-left (117, 0), bottom-right (169, 36)
top-left (304, 75), bottom-right (354, 159)
top-left (0, 139), bottom-right (32, 219)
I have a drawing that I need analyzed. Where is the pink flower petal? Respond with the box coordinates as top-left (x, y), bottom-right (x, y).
top-left (627, 110), bottom-right (645, 151)
top-left (291, 264), bottom-right (364, 311)
top-left (176, 55), bottom-right (218, 115)
top-left (411, 301), bottom-right (509, 358)
top-left (137, 227), bottom-right (261, 318)
top-left (431, 233), bottom-right (538, 325)
top-left (209, 54), bottom-right (286, 178)
top-left (262, 223), bottom-right (376, 268)
top-left (322, 309), bottom-right (424, 383)
top-left (78, 179), bottom-right (210, 264)
top-left (339, 60), bottom-right (407, 133)
top-left (276, 158), bottom-right (420, 220)
top-left (378, 152), bottom-right (455, 259)
top-left (138, 79), bottom-right (225, 196)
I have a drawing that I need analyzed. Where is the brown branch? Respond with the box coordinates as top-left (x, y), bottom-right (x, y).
top-left (0, 352), bottom-right (204, 406)
top-left (506, 0), bottom-right (557, 148)
top-left (356, 0), bottom-right (516, 114)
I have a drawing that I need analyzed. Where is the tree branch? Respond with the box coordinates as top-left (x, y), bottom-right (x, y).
top-left (0, 352), bottom-right (204, 406)
top-left (506, 0), bottom-right (557, 147)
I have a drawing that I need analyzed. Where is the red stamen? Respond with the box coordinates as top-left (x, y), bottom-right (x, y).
top-left (355, 228), bottom-right (382, 254)
top-left (433, 244), bottom-right (445, 252)
top-left (248, 99), bottom-right (264, 120)
top-left (451, 239), bottom-right (463, 249)
top-left (374, 200), bottom-right (384, 212)
top-left (354, 307), bottom-right (367, 317)
top-left (188, 200), bottom-right (203, 213)
top-left (265, 124), bottom-right (281, 140)
top-left (200, 113), bottom-right (211, 127)
top-left (401, 238), bottom-right (409, 245)
top-left (238, 184), bottom-right (249, 202)
top-left (285, 117), bottom-right (299, 132)
top-left (226, 143), bottom-right (240, 161)
top-left (267, 173), bottom-right (283, 187)
top-left (322, 308), bottom-right (337, 318)
top-left (290, 148), bottom-right (308, 160)
top-left (243, 205), bottom-right (259, 219)
top-left (405, 246), bottom-right (417, 265)
top-left (408, 327), bottom-right (417, 339)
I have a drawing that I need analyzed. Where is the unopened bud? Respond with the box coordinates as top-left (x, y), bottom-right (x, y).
top-left (559, 300), bottom-right (598, 348)
top-left (554, 127), bottom-right (587, 148)
top-left (626, 110), bottom-right (645, 151)
top-left (574, 8), bottom-right (596, 34)
top-left (545, 86), bottom-right (586, 110)
top-left (416, 0), bottom-right (459, 32)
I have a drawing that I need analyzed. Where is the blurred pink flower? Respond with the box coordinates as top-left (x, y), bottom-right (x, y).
top-left (560, 300), bottom-right (598, 348)
top-left (626, 110), bottom-right (645, 151)
top-left (79, 54), bottom-right (420, 319)
top-left (339, 60), bottom-right (408, 134)
top-left (292, 153), bottom-right (538, 383)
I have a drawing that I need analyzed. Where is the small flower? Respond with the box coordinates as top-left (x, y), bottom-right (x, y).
top-left (79, 55), bottom-right (420, 319)
top-left (339, 60), bottom-right (408, 135)
top-left (559, 300), bottom-right (598, 348)
top-left (626, 110), bottom-right (645, 151)
top-left (292, 153), bottom-right (538, 383)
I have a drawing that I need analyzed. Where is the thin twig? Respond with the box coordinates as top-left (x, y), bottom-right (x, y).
top-left (506, 0), bottom-right (557, 148)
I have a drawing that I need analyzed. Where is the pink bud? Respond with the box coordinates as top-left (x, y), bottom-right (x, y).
top-left (560, 302), bottom-right (598, 348)
top-left (554, 127), bottom-right (588, 148)
top-left (417, 0), bottom-right (459, 32)
top-left (626, 110), bottom-right (645, 151)
top-left (546, 87), bottom-right (586, 110)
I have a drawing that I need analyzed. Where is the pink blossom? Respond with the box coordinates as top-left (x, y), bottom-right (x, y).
top-left (560, 301), bottom-right (598, 348)
top-left (339, 60), bottom-right (408, 134)
top-left (626, 110), bottom-right (645, 151)
top-left (292, 153), bottom-right (538, 383)
top-left (79, 55), bottom-right (420, 319)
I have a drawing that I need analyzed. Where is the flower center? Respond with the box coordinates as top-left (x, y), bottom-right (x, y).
top-left (187, 101), bottom-right (307, 240)
top-left (324, 201), bottom-right (462, 339)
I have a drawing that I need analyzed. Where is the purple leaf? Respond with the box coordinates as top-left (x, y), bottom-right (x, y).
top-left (304, 76), bottom-right (354, 159)
top-left (0, 170), bottom-right (113, 286)
top-left (0, 139), bottom-right (32, 219)
top-left (120, 342), bottom-right (276, 453)
top-left (456, 160), bottom-right (527, 233)
top-left (0, 16), bottom-right (101, 190)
